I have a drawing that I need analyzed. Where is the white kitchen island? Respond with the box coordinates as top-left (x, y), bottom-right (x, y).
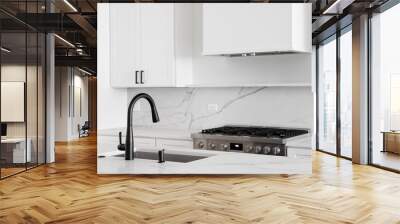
top-left (97, 127), bottom-right (312, 175)
top-left (98, 146), bottom-right (311, 175)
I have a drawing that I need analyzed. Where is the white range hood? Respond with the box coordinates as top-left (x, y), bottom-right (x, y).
top-left (202, 3), bottom-right (312, 57)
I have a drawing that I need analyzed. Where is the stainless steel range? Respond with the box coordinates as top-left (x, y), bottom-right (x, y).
top-left (191, 126), bottom-right (309, 156)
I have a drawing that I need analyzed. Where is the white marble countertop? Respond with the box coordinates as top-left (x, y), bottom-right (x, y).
top-left (97, 145), bottom-right (311, 175)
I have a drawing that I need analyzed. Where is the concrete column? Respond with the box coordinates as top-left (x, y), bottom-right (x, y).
top-left (46, 33), bottom-right (55, 163)
top-left (46, 1), bottom-right (55, 163)
top-left (352, 14), bottom-right (369, 164)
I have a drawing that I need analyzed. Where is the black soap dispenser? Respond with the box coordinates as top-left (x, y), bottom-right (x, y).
top-left (158, 149), bottom-right (165, 163)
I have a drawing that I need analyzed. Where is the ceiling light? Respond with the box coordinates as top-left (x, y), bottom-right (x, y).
top-left (323, 0), bottom-right (341, 14)
top-left (78, 67), bottom-right (93, 76)
top-left (54, 34), bottom-right (75, 48)
top-left (1, 47), bottom-right (11, 53)
top-left (63, 0), bottom-right (78, 12)
top-left (76, 48), bottom-right (86, 56)
top-left (322, 0), bottom-right (354, 15)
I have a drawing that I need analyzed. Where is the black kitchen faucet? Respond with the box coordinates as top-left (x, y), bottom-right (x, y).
top-left (118, 93), bottom-right (159, 160)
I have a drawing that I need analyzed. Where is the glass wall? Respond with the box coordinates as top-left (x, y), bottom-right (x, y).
top-left (0, 2), bottom-right (46, 179)
top-left (27, 31), bottom-right (38, 169)
top-left (317, 26), bottom-right (353, 159)
top-left (318, 36), bottom-right (337, 154)
top-left (370, 3), bottom-right (400, 171)
top-left (340, 29), bottom-right (352, 158)
top-left (0, 31), bottom-right (28, 177)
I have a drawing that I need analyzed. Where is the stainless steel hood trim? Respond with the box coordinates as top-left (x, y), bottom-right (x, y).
top-left (215, 51), bottom-right (310, 57)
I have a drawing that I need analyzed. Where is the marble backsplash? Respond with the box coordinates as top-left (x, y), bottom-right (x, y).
top-left (127, 87), bottom-right (313, 131)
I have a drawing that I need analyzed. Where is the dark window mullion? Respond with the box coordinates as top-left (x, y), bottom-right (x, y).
top-left (36, 0), bottom-right (39, 167)
top-left (24, 0), bottom-right (28, 171)
top-left (367, 11), bottom-right (373, 165)
top-left (316, 45), bottom-right (320, 150)
top-left (336, 30), bottom-right (341, 157)
top-left (0, 29), bottom-right (2, 179)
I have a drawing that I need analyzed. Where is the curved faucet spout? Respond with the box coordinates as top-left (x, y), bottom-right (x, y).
top-left (125, 93), bottom-right (159, 160)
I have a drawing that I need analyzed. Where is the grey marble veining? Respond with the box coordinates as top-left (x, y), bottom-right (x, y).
top-left (127, 87), bottom-right (313, 131)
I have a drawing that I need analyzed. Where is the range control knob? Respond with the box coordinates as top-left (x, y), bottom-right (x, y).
top-left (222, 144), bottom-right (229, 150)
top-left (210, 143), bottom-right (216, 150)
top-left (198, 142), bottom-right (205, 149)
top-left (263, 146), bottom-right (271, 154)
top-left (245, 146), bottom-right (254, 153)
top-left (243, 146), bottom-right (251, 153)
top-left (254, 145), bottom-right (262, 153)
top-left (273, 147), bottom-right (281, 155)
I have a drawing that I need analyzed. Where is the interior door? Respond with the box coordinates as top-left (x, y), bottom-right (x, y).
top-left (109, 4), bottom-right (140, 87)
top-left (139, 3), bottom-right (175, 87)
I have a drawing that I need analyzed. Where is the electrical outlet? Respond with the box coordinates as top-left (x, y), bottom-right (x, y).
top-left (207, 104), bottom-right (218, 112)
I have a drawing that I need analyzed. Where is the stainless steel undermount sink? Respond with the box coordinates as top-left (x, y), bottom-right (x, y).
top-left (112, 151), bottom-right (208, 163)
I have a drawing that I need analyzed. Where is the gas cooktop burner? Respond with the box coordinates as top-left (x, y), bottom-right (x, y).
top-left (192, 125), bottom-right (309, 157)
top-left (201, 126), bottom-right (308, 139)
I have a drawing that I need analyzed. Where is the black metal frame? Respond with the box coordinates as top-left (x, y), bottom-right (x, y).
top-left (0, 0), bottom-right (48, 180)
top-left (315, 45), bottom-right (319, 151)
top-left (315, 23), bottom-right (353, 161)
top-left (336, 29), bottom-right (341, 158)
top-left (367, 11), bottom-right (373, 166)
top-left (0, 25), bottom-right (2, 179)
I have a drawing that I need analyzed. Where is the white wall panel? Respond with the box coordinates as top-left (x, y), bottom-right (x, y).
top-left (1, 82), bottom-right (25, 122)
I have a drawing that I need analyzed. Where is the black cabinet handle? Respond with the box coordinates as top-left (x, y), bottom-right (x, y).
top-left (135, 70), bottom-right (139, 84)
top-left (140, 70), bottom-right (144, 84)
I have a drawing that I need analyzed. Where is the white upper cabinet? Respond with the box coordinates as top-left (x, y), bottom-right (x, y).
top-left (109, 4), bottom-right (140, 87)
top-left (109, 3), bottom-right (178, 88)
top-left (139, 4), bottom-right (175, 87)
top-left (103, 3), bottom-right (312, 88)
top-left (202, 3), bottom-right (312, 56)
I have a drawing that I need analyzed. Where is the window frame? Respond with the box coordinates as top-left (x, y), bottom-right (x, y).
top-left (315, 24), bottom-right (353, 161)
top-left (367, 0), bottom-right (400, 173)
